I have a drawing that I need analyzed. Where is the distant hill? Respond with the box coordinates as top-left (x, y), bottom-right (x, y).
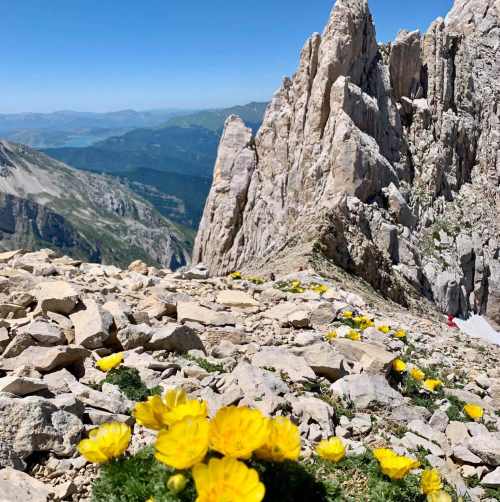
top-left (41, 102), bottom-right (268, 230)
top-left (43, 102), bottom-right (268, 178)
top-left (113, 168), bottom-right (212, 229)
top-left (163, 102), bottom-right (268, 132)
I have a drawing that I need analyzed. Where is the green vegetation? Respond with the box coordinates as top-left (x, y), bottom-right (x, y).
top-left (303, 453), bottom-right (426, 502)
top-left (92, 447), bottom-right (195, 502)
top-left (102, 366), bottom-right (162, 402)
top-left (445, 395), bottom-right (467, 422)
top-left (93, 448), bottom-right (449, 502)
top-left (184, 355), bottom-right (224, 373)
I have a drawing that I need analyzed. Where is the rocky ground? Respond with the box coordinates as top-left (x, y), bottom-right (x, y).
top-left (0, 248), bottom-right (499, 501)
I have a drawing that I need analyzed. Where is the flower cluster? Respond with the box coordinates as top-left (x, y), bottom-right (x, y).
top-left (273, 279), bottom-right (330, 295)
top-left (332, 310), bottom-right (409, 344)
top-left (81, 392), bottom-right (457, 501)
top-left (81, 389), bottom-right (352, 501)
top-left (393, 360), bottom-right (444, 394)
top-left (371, 448), bottom-right (452, 500)
top-left (229, 271), bottom-right (265, 285)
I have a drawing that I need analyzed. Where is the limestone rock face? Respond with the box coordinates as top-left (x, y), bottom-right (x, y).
top-left (194, 0), bottom-right (500, 321)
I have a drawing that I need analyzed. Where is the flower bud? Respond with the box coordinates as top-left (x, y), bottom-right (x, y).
top-left (167, 473), bottom-right (187, 494)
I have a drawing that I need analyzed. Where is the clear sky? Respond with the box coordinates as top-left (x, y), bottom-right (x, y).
top-left (1, 0), bottom-right (453, 113)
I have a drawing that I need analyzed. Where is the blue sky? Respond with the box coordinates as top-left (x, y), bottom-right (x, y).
top-left (1, 0), bottom-right (453, 113)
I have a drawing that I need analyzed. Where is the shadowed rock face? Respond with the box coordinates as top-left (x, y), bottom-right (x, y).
top-left (194, 0), bottom-right (500, 322)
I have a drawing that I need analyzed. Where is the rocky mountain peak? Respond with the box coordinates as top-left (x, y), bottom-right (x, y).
top-left (194, 0), bottom-right (500, 326)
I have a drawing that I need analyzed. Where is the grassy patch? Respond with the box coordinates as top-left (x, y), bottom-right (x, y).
top-left (184, 355), bottom-right (224, 373)
top-left (103, 366), bottom-right (162, 402)
top-left (93, 449), bottom-right (438, 502)
top-left (304, 453), bottom-right (426, 502)
top-left (445, 395), bottom-right (467, 422)
top-left (92, 447), bottom-right (195, 502)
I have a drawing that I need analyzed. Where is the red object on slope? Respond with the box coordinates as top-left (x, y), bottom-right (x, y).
top-left (447, 315), bottom-right (458, 328)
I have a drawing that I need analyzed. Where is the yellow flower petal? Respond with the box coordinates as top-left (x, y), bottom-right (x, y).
top-left (346, 329), bottom-right (361, 341)
top-left (463, 403), bottom-right (483, 421)
top-left (410, 367), bottom-right (425, 381)
top-left (325, 331), bottom-right (337, 341)
top-left (392, 359), bottom-right (407, 373)
top-left (342, 311), bottom-right (353, 319)
top-left (96, 352), bottom-right (124, 372)
top-left (255, 416), bottom-right (301, 462)
top-left (379, 454), bottom-right (420, 480)
top-left (77, 422), bottom-right (131, 464)
top-left (373, 448), bottom-right (397, 462)
top-left (192, 457), bottom-right (265, 502)
top-left (316, 437), bottom-right (345, 463)
top-left (423, 379), bottom-right (443, 392)
top-left (394, 329), bottom-right (407, 339)
top-left (310, 283), bottom-right (328, 295)
top-left (378, 325), bottom-right (391, 334)
top-left (133, 389), bottom-right (207, 430)
top-left (155, 416), bottom-right (209, 469)
top-left (421, 468), bottom-right (443, 495)
top-left (209, 406), bottom-right (269, 459)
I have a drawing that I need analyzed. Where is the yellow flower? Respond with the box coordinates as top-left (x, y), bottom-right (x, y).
top-left (410, 367), bottom-right (425, 381)
top-left (346, 329), bottom-right (361, 341)
top-left (392, 359), bottom-right (407, 373)
top-left (96, 352), bottom-right (124, 372)
top-left (209, 406), bottom-right (269, 459)
top-left (133, 389), bottom-right (207, 430)
top-left (426, 490), bottom-right (452, 502)
top-left (77, 422), bottom-right (131, 464)
top-left (464, 403), bottom-right (484, 421)
top-left (315, 437), bottom-right (346, 463)
top-left (373, 448), bottom-right (398, 462)
top-left (378, 325), bottom-right (391, 334)
top-left (325, 331), bottom-right (337, 341)
top-left (310, 283), bottom-right (328, 295)
top-left (193, 457), bottom-right (265, 502)
top-left (255, 416), bottom-right (301, 462)
top-left (167, 473), bottom-right (188, 494)
top-left (342, 311), bottom-right (353, 319)
top-left (155, 416), bottom-right (209, 469)
top-left (379, 455), bottom-right (420, 480)
top-left (394, 329), bottom-right (407, 339)
top-left (421, 469), bottom-right (443, 495)
top-left (423, 379), bottom-right (444, 392)
top-left (230, 271), bottom-right (242, 280)
top-left (354, 315), bottom-right (375, 329)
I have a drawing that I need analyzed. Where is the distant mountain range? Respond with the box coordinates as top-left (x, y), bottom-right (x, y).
top-left (0, 109), bottom-right (191, 148)
top-left (40, 102), bottom-right (268, 230)
top-left (0, 103), bottom-right (267, 248)
top-left (42, 102), bottom-right (268, 178)
top-left (0, 140), bottom-right (191, 269)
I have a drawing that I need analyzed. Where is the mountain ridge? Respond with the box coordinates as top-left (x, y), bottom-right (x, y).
top-left (0, 140), bottom-right (191, 269)
top-left (193, 0), bottom-right (500, 326)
